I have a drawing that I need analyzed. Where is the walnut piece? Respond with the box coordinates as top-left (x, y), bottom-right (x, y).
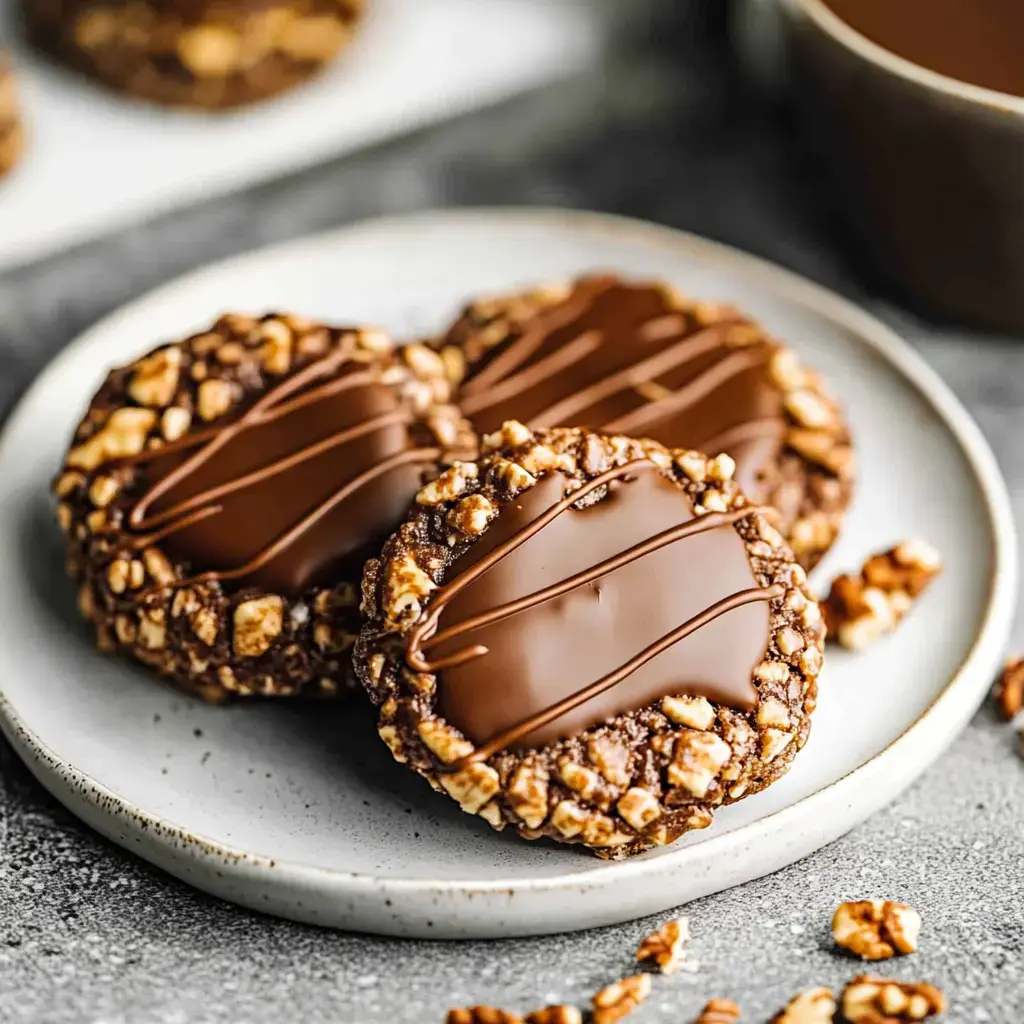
top-left (832, 900), bottom-right (921, 960)
top-left (592, 974), bottom-right (651, 1024)
top-left (823, 541), bottom-right (942, 650)
top-left (692, 999), bottom-right (741, 1024)
top-left (446, 1008), bottom-right (522, 1024)
top-left (768, 988), bottom-right (836, 1024)
top-left (635, 917), bottom-right (688, 974)
top-left (993, 656), bottom-right (1024, 721)
top-left (523, 1007), bottom-right (582, 1024)
top-left (382, 552), bottom-right (437, 626)
top-left (840, 975), bottom-right (946, 1022)
top-left (66, 408), bottom-right (157, 471)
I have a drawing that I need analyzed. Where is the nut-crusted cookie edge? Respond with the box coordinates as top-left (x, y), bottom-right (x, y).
top-left (355, 422), bottom-right (825, 858)
top-left (433, 277), bottom-right (855, 570)
top-left (24, 0), bottom-right (365, 110)
top-left (55, 313), bottom-right (469, 703)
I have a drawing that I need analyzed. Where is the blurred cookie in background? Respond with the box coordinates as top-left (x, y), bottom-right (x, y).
top-left (23, 0), bottom-right (366, 109)
top-left (0, 50), bottom-right (24, 178)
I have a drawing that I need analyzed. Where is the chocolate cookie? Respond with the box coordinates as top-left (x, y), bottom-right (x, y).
top-left (24, 0), bottom-right (364, 109)
top-left (0, 50), bottom-right (23, 178)
top-left (355, 423), bottom-right (824, 858)
top-left (55, 313), bottom-right (470, 702)
top-left (436, 275), bottom-right (854, 570)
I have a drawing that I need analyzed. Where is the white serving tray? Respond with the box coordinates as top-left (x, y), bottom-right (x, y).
top-left (0, 0), bottom-right (596, 270)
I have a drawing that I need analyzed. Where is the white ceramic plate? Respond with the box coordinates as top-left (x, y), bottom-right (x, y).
top-left (0, 210), bottom-right (1015, 939)
top-left (0, 0), bottom-right (595, 270)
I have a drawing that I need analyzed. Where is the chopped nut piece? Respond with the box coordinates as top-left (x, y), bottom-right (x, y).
top-left (446, 1008), bottom-right (523, 1024)
top-left (161, 406), bottom-right (192, 442)
top-left (692, 999), bottom-right (741, 1024)
top-left (592, 974), bottom-right (651, 1024)
top-left (177, 25), bottom-right (242, 78)
top-left (523, 1007), bottom-right (582, 1024)
top-left (768, 987), bottom-right (836, 1024)
top-left (66, 408), bottom-right (157, 470)
top-left (840, 975), bottom-right (946, 1022)
top-left (635, 917), bottom-right (688, 974)
top-left (667, 729), bottom-right (731, 797)
top-left (232, 596), bottom-right (284, 658)
top-left (258, 318), bottom-right (293, 375)
top-left (662, 695), bottom-right (716, 730)
top-left (823, 541), bottom-right (942, 650)
top-left (128, 347), bottom-right (181, 407)
top-left (617, 787), bottom-right (661, 832)
top-left (197, 378), bottom-right (235, 422)
top-left (832, 900), bottom-right (922, 960)
top-left (418, 719), bottom-right (473, 764)
top-left (447, 493), bottom-right (495, 536)
top-left (993, 656), bottom-right (1024, 721)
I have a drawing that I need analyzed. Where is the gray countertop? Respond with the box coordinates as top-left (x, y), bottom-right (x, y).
top-left (2, 8), bottom-right (1023, 1022)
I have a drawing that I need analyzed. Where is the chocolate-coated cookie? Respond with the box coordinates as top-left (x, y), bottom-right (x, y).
top-left (436, 275), bottom-right (854, 570)
top-left (355, 423), bottom-right (825, 858)
top-left (55, 313), bottom-right (471, 701)
top-left (25, 0), bottom-right (364, 109)
top-left (0, 50), bottom-right (23, 178)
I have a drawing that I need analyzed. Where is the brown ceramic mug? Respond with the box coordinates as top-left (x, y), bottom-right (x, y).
top-left (777, 0), bottom-right (1024, 333)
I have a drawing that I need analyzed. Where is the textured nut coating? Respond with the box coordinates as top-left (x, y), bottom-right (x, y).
top-left (355, 425), bottom-right (824, 858)
top-left (24, 0), bottom-right (364, 109)
top-left (832, 900), bottom-right (921, 960)
top-left (824, 540), bottom-right (942, 650)
top-left (55, 313), bottom-right (469, 702)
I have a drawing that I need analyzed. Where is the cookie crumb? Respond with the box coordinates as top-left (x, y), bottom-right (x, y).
top-left (768, 987), bottom-right (836, 1024)
top-left (832, 900), bottom-right (921, 960)
top-left (592, 974), bottom-right (651, 1024)
top-left (636, 917), bottom-right (689, 974)
top-left (840, 975), bottom-right (946, 1021)
top-left (823, 540), bottom-right (941, 650)
top-left (692, 998), bottom-right (741, 1023)
top-left (993, 657), bottom-right (1024, 721)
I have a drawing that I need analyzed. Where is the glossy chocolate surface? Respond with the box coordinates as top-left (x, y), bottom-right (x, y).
top-left (457, 278), bottom-right (785, 499)
top-left (126, 358), bottom-right (429, 595)
top-left (431, 468), bottom-right (771, 750)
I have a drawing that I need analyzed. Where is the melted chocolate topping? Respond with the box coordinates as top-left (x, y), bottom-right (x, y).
top-left (455, 277), bottom-right (787, 500)
top-left (823, 0), bottom-right (1024, 97)
top-left (406, 462), bottom-right (780, 764)
top-left (114, 348), bottom-right (438, 595)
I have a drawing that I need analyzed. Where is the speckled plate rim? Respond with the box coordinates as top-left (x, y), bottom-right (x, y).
top-left (0, 208), bottom-right (1016, 938)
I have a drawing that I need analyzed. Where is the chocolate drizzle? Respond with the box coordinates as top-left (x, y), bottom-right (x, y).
top-left (406, 461), bottom-right (782, 766)
top-left (109, 346), bottom-right (439, 595)
top-left (452, 277), bottom-right (788, 500)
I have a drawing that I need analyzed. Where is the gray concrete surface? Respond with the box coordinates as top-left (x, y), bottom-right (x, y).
top-left (1, 7), bottom-right (1023, 1021)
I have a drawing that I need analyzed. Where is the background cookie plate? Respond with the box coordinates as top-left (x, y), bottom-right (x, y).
top-left (0, 209), bottom-right (1014, 939)
top-left (0, 0), bottom-right (595, 271)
